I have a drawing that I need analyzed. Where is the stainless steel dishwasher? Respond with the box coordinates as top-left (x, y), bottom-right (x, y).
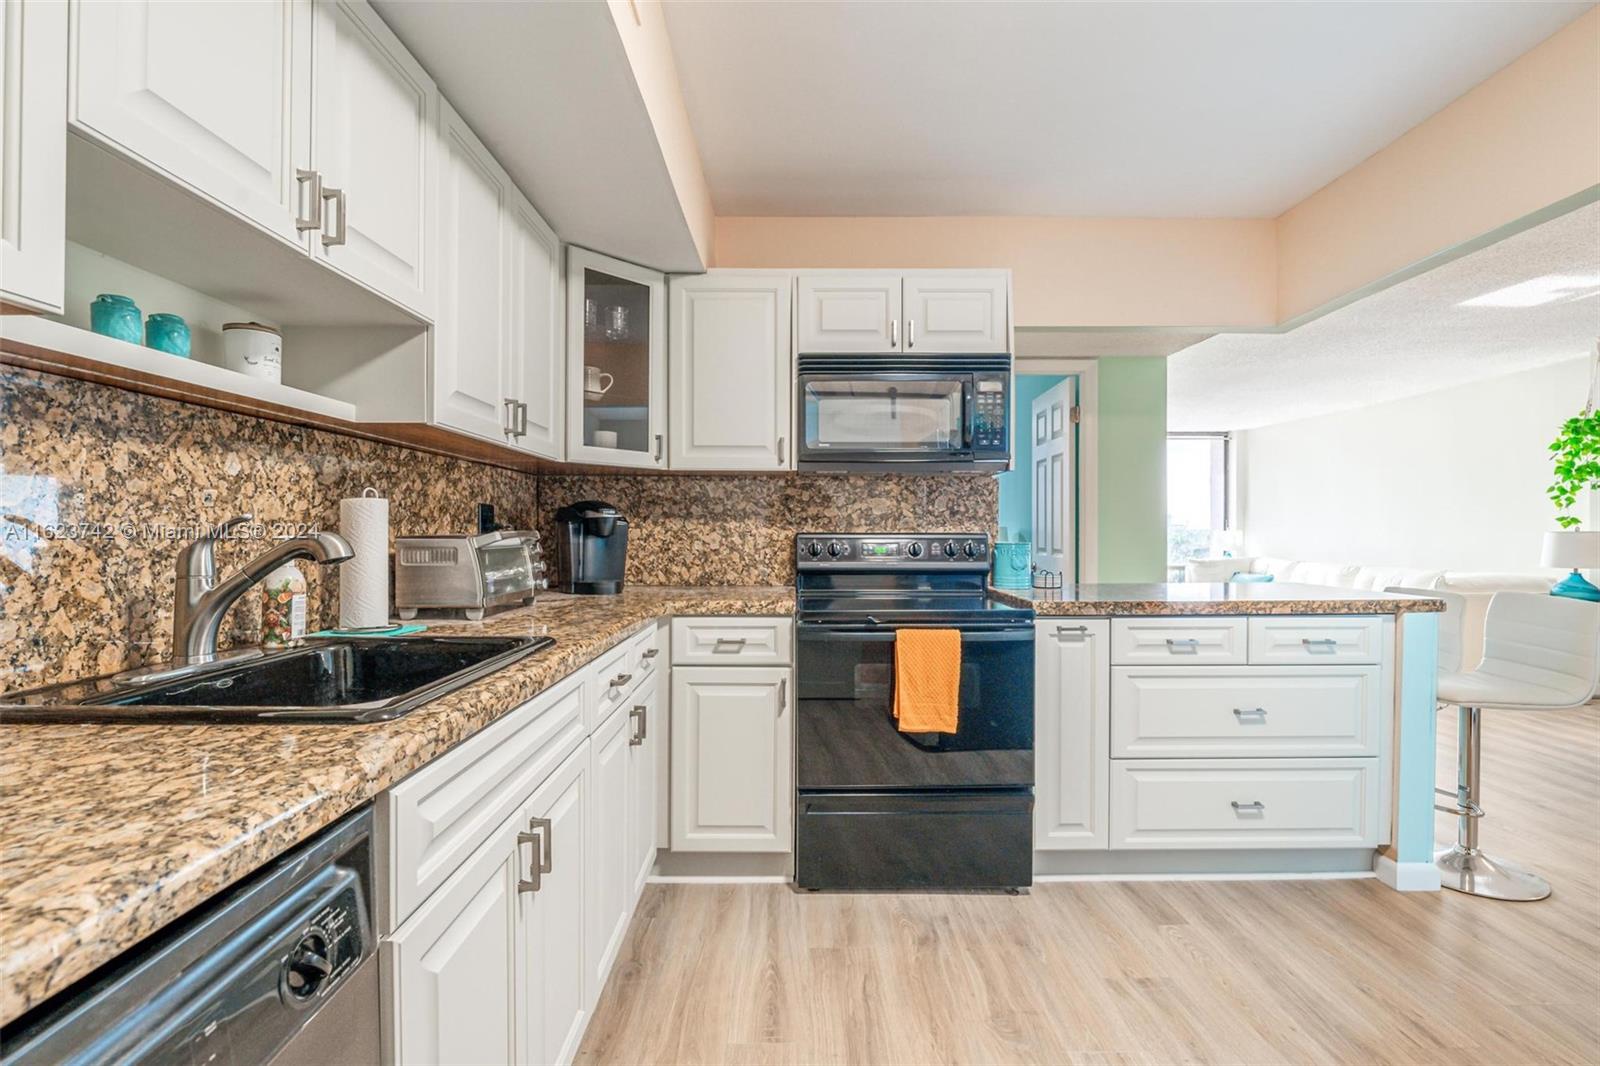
top-left (1, 806), bottom-right (379, 1066)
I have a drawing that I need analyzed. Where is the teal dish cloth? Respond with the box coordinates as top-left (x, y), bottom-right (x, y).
top-left (309, 623), bottom-right (428, 637)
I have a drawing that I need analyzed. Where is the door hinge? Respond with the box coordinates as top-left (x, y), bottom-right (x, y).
top-left (1070, 404), bottom-right (1081, 425)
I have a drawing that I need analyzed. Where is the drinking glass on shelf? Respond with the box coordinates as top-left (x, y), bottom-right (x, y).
top-left (604, 305), bottom-right (629, 341)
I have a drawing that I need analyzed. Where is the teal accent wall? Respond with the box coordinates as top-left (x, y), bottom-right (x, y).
top-left (996, 374), bottom-right (1065, 543)
top-left (1397, 612), bottom-right (1441, 865)
top-left (1097, 357), bottom-right (1168, 582)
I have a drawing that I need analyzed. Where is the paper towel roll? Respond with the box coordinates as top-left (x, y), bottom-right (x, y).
top-left (339, 489), bottom-right (390, 630)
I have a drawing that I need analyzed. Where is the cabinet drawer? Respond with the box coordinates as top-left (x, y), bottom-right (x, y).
top-left (1249, 616), bottom-right (1385, 665)
top-left (589, 632), bottom-right (648, 731)
top-left (1109, 759), bottom-right (1379, 849)
top-left (1111, 617), bottom-right (1247, 665)
top-left (1110, 666), bottom-right (1382, 758)
top-left (381, 671), bottom-right (586, 931)
top-left (671, 617), bottom-right (793, 666)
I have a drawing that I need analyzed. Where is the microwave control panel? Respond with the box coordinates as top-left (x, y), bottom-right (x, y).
top-left (973, 375), bottom-right (1008, 453)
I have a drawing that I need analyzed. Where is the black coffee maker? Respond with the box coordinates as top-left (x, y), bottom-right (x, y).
top-left (553, 500), bottom-right (629, 595)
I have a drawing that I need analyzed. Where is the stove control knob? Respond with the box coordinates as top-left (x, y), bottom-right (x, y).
top-left (942, 540), bottom-right (957, 558)
top-left (827, 541), bottom-right (844, 558)
top-left (906, 542), bottom-right (924, 558)
top-left (805, 541), bottom-right (822, 558)
top-left (962, 541), bottom-right (979, 558)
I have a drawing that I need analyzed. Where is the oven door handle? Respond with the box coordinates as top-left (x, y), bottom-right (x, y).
top-left (797, 625), bottom-right (1035, 643)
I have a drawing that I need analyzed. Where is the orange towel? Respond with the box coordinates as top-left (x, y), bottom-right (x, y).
top-left (893, 628), bottom-right (962, 734)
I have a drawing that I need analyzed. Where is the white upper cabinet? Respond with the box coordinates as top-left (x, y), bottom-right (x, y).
top-left (797, 270), bottom-right (1010, 354)
top-left (903, 272), bottom-right (1009, 352)
top-left (796, 272), bottom-right (902, 353)
top-left (431, 98), bottom-right (509, 444)
top-left (669, 271), bottom-right (793, 471)
top-left (506, 190), bottom-right (564, 461)
top-left (70, 0), bottom-right (313, 248)
top-left (310, 0), bottom-right (435, 317)
top-left (1, 0), bottom-right (67, 313)
top-left (566, 246), bottom-right (667, 469)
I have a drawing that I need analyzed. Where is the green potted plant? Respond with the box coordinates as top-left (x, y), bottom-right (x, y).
top-left (1544, 404), bottom-right (1600, 600)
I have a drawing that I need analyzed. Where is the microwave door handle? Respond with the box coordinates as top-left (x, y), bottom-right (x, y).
top-left (962, 380), bottom-right (975, 448)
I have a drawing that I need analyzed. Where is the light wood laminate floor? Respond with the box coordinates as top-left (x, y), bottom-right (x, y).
top-left (578, 705), bottom-right (1600, 1065)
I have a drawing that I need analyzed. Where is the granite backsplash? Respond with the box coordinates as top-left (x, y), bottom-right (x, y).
top-left (537, 473), bottom-right (998, 586)
top-left (2, 367), bottom-right (999, 689)
top-left (1, 367), bottom-right (536, 689)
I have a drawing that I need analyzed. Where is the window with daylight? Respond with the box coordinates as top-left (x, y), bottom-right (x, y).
top-left (1167, 433), bottom-right (1231, 577)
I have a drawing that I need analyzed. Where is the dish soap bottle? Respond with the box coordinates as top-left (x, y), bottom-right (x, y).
top-left (261, 562), bottom-right (307, 646)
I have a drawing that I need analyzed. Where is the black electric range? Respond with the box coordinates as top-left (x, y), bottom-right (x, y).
top-left (793, 533), bottom-right (1036, 891)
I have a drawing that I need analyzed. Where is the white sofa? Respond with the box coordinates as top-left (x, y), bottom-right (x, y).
top-left (1184, 555), bottom-right (1555, 671)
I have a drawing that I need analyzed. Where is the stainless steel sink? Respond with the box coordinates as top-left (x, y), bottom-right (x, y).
top-left (0, 635), bottom-right (554, 724)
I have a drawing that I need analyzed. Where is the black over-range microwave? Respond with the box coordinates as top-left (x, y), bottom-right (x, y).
top-left (795, 354), bottom-right (1012, 473)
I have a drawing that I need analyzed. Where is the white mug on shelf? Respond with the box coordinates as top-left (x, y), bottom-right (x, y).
top-left (222, 322), bottom-right (282, 383)
top-left (592, 430), bottom-right (619, 448)
top-left (584, 365), bottom-right (614, 396)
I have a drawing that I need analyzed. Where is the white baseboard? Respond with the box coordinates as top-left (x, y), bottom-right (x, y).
top-left (1034, 870), bottom-right (1374, 883)
top-left (1373, 854), bottom-right (1442, 891)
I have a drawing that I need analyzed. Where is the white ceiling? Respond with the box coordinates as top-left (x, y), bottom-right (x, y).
top-left (373, 1), bottom-right (704, 272)
top-left (1167, 201), bottom-right (1600, 432)
top-left (664, 1), bottom-right (1591, 218)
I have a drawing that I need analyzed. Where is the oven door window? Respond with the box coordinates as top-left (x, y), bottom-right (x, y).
top-left (801, 376), bottom-right (966, 455)
top-left (796, 626), bottom-right (1034, 790)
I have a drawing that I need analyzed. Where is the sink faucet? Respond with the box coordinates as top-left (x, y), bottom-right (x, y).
top-left (172, 515), bottom-right (354, 664)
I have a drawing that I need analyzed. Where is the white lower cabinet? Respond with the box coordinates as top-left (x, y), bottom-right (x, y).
top-left (521, 743), bottom-right (590, 1066)
top-left (627, 674), bottom-right (662, 901)
top-left (1108, 759), bottom-right (1381, 849)
top-left (585, 702), bottom-right (632, 1009)
top-left (670, 666), bottom-right (792, 853)
top-left (1034, 620), bottom-right (1111, 850)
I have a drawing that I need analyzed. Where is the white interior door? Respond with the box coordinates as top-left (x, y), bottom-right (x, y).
top-left (1032, 379), bottom-right (1074, 581)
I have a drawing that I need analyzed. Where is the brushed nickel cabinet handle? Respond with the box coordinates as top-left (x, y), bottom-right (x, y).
top-left (320, 186), bottom-right (347, 247)
top-left (1302, 638), bottom-right (1339, 650)
top-left (1231, 801), bottom-right (1265, 813)
top-left (1165, 638), bottom-right (1200, 653)
top-left (906, 318), bottom-right (915, 349)
top-left (777, 436), bottom-right (786, 465)
top-left (1233, 707), bottom-right (1268, 719)
top-left (503, 398), bottom-right (518, 436)
top-left (889, 317), bottom-right (899, 348)
top-left (629, 704), bottom-right (647, 745)
top-left (778, 677), bottom-right (787, 714)
top-left (1055, 624), bottom-right (1089, 639)
top-left (609, 672), bottom-right (633, 688)
top-left (517, 820), bottom-right (550, 893)
top-left (295, 169), bottom-right (322, 232)
top-left (641, 648), bottom-right (659, 659)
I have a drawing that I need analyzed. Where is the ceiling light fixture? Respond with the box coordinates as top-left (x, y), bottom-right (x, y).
top-left (1459, 274), bottom-right (1600, 308)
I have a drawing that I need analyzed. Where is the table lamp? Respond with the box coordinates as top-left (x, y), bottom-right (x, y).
top-left (1542, 530), bottom-right (1600, 601)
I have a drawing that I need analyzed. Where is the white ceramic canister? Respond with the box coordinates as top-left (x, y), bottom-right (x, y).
top-left (222, 321), bottom-right (283, 383)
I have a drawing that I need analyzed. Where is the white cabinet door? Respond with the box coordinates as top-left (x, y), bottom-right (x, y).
top-left (387, 808), bottom-right (521, 1066)
top-left (670, 666), bottom-right (792, 853)
top-left (566, 246), bottom-right (667, 468)
top-left (626, 675), bottom-right (660, 902)
top-left (507, 190), bottom-right (564, 460)
top-left (70, 0), bottom-right (312, 248)
top-left (1035, 620), bottom-right (1111, 850)
top-left (585, 703), bottom-right (632, 1008)
top-left (310, 0), bottom-right (434, 316)
top-left (668, 272), bottom-right (792, 470)
top-left (1, 0), bottom-right (66, 312)
top-left (520, 742), bottom-right (590, 1066)
top-left (902, 272), bottom-right (1008, 353)
top-left (431, 98), bottom-right (508, 443)
top-left (796, 273), bottom-right (901, 353)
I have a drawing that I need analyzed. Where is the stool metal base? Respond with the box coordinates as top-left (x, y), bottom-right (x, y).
top-left (1435, 845), bottom-right (1551, 901)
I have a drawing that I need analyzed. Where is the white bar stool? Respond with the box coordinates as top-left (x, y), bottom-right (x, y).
top-left (1431, 591), bottom-right (1600, 900)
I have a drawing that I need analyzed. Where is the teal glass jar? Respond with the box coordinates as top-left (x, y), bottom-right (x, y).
top-left (89, 294), bottom-right (142, 344)
top-left (145, 313), bottom-right (191, 358)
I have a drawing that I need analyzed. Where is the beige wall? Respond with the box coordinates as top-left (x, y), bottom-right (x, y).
top-left (714, 216), bottom-right (1278, 329)
top-left (608, 0), bottom-right (715, 267)
top-left (710, 9), bottom-right (1599, 331)
top-left (1274, 6), bottom-right (1600, 323)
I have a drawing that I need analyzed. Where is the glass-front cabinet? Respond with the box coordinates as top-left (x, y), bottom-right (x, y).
top-left (566, 247), bottom-right (667, 468)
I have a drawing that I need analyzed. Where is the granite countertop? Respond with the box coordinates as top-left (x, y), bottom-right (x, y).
top-left (0, 586), bottom-right (793, 1027)
top-left (990, 582), bottom-right (1447, 615)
